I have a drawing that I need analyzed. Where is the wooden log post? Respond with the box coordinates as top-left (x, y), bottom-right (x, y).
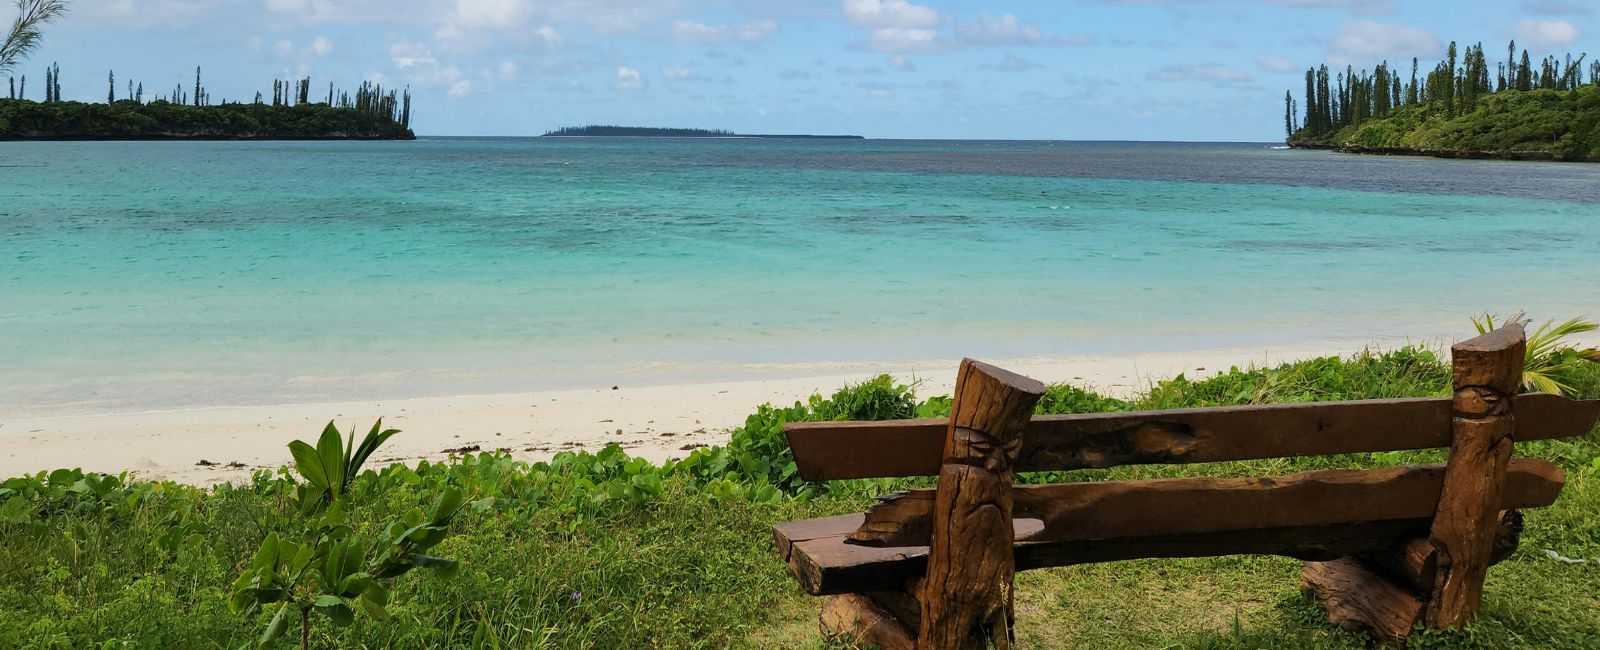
top-left (1426, 324), bottom-right (1525, 629)
top-left (1301, 558), bottom-right (1425, 646)
top-left (918, 359), bottom-right (1045, 650)
top-left (820, 594), bottom-right (917, 650)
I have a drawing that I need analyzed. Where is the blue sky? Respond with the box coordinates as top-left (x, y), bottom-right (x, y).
top-left (10, 0), bottom-right (1596, 139)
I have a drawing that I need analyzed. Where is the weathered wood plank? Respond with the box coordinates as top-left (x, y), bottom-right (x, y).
top-left (848, 459), bottom-right (1563, 548)
top-left (1302, 558), bottom-right (1424, 646)
top-left (775, 468), bottom-right (1558, 596)
top-left (785, 517), bottom-right (1450, 596)
top-left (918, 359), bottom-right (1045, 650)
top-left (785, 393), bottom-right (1600, 481)
top-left (1428, 324), bottom-right (1525, 629)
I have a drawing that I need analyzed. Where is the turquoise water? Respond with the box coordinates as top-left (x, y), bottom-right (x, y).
top-left (3, 139), bottom-right (1597, 415)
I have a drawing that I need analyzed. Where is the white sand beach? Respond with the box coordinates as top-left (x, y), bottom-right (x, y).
top-left (1, 341), bottom-right (1385, 485)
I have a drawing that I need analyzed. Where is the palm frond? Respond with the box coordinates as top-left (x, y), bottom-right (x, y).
top-left (1470, 312), bottom-right (1598, 395)
top-left (0, 0), bottom-right (69, 75)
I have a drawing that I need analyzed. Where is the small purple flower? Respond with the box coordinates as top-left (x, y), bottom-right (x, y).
top-left (570, 591), bottom-right (582, 603)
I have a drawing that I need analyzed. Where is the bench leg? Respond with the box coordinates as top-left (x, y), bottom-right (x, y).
top-left (1304, 510), bottom-right (1524, 646)
top-left (1301, 558), bottom-right (1424, 647)
top-left (1428, 324), bottom-right (1524, 628)
top-left (820, 593), bottom-right (916, 650)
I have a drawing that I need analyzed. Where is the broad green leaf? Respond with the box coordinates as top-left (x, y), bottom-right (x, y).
top-left (348, 420), bottom-right (401, 486)
top-left (258, 603), bottom-right (291, 648)
top-left (319, 602), bottom-right (355, 627)
top-left (250, 533), bottom-right (281, 571)
top-left (316, 422), bottom-right (347, 499)
top-left (429, 487), bottom-right (464, 525)
top-left (337, 572), bottom-right (372, 598)
top-left (288, 441), bottom-right (329, 490)
top-left (359, 584), bottom-right (391, 621)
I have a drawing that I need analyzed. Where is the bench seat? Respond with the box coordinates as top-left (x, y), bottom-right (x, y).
top-left (775, 460), bottom-right (1563, 596)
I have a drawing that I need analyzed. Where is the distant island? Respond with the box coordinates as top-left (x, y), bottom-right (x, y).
top-left (1285, 40), bottom-right (1599, 162)
top-left (543, 125), bottom-right (863, 139)
top-left (0, 66), bottom-right (414, 140)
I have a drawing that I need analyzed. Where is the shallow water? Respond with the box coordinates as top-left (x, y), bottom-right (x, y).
top-left (3, 138), bottom-right (1597, 415)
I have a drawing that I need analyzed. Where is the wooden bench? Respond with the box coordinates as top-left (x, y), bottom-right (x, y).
top-left (771, 325), bottom-right (1600, 648)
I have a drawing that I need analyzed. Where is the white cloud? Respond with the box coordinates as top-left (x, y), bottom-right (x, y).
top-left (273, 39), bottom-right (295, 58)
top-left (389, 40), bottom-right (468, 89)
top-left (662, 65), bottom-right (697, 80)
top-left (1515, 19), bottom-right (1580, 48)
top-left (448, 80), bottom-right (473, 97)
top-left (980, 53), bottom-right (1043, 72)
top-left (496, 61), bottom-right (518, 80)
top-left (528, 25), bottom-right (563, 51)
top-left (390, 40), bottom-right (439, 69)
top-left (954, 13), bottom-right (1041, 46)
top-left (615, 66), bottom-right (646, 92)
top-left (671, 19), bottom-right (777, 45)
top-left (263, 0), bottom-right (308, 13)
top-left (887, 55), bottom-right (915, 71)
top-left (1255, 54), bottom-right (1295, 73)
top-left (1328, 21), bottom-right (1440, 60)
top-left (740, 20), bottom-right (777, 42)
top-left (671, 20), bottom-right (724, 44)
top-left (842, 0), bottom-right (940, 29)
top-left (309, 36), bottom-right (333, 57)
top-left (867, 27), bottom-right (941, 53)
top-left (454, 0), bottom-right (527, 29)
top-left (1147, 64), bottom-right (1253, 83)
top-left (414, 65), bottom-right (466, 86)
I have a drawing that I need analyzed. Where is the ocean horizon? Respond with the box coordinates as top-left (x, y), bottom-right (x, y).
top-left (5, 138), bottom-right (1598, 417)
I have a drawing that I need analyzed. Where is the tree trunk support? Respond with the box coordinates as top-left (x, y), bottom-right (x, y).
top-left (1426, 324), bottom-right (1525, 628)
top-left (917, 359), bottom-right (1046, 649)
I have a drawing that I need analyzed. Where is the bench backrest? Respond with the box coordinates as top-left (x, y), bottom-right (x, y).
top-left (779, 324), bottom-right (1600, 646)
top-left (785, 393), bottom-right (1599, 481)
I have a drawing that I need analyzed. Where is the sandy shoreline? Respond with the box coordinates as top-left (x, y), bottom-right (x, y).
top-left (0, 341), bottom-right (1413, 485)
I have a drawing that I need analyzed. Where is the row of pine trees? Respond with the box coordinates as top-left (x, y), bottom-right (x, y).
top-left (1286, 40), bottom-right (1597, 138)
top-left (5, 63), bottom-right (412, 129)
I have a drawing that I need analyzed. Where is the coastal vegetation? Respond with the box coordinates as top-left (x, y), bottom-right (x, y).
top-left (2, 323), bottom-right (1598, 647)
top-left (1287, 40), bottom-right (1600, 161)
top-left (2, 59), bottom-right (414, 139)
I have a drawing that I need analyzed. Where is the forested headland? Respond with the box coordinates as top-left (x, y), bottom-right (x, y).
top-left (0, 65), bottom-right (414, 140)
top-left (1286, 41), bottom-right (1600, 161)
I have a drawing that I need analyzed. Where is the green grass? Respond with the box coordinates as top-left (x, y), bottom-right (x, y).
top-left (2, 346), bottom-right (1598, 648)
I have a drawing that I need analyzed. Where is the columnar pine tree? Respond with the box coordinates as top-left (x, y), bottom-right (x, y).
top-left (1517, 50), bottom-right (1532, 91)
top-left (1288, 37), bottom-right (1600, 146)
top-left (107, 69), bottom-right (114, 103)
